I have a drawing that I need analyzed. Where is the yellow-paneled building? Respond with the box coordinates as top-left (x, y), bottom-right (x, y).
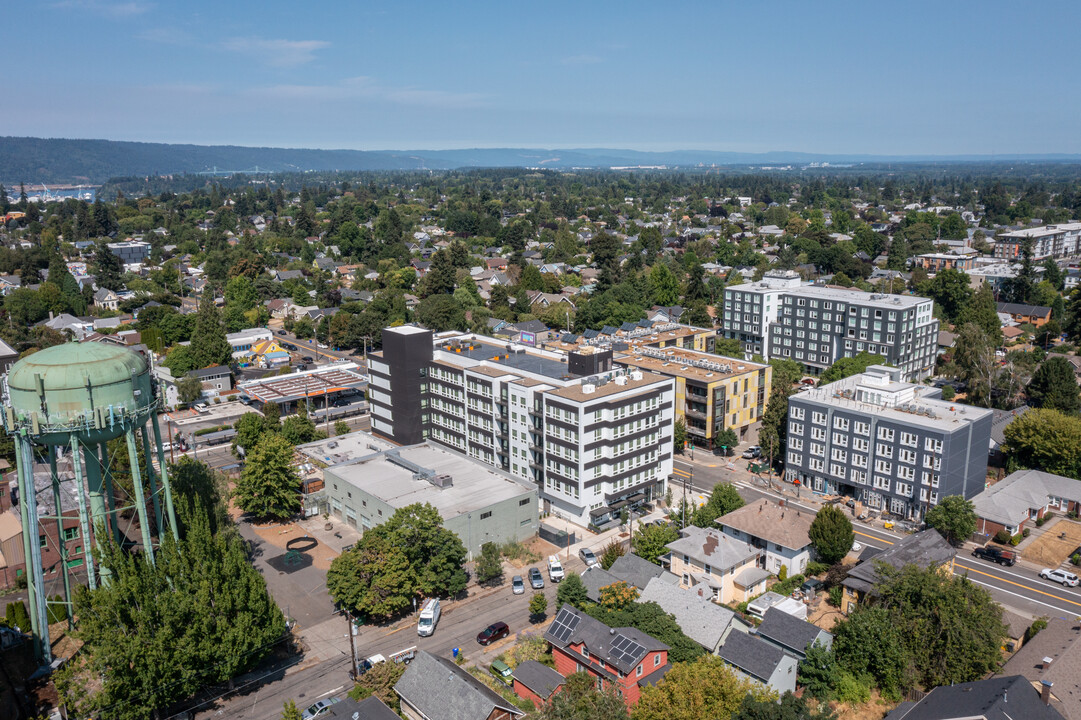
top-left (614, 347), bottom-right (771, 450)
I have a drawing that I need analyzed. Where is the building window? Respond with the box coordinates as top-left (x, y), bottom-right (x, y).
top-left (637, 664), bottom-right (643, 677)
top-left (62, 527), bottom-right (80, 542)
top-left (654, 654), bottom-right (661, 667)
top-left (519, 498), bottom-right (530, 506)
top-left (480, 511), bottom-right (492, 520)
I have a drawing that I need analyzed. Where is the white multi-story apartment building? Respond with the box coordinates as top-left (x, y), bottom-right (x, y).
top-left (767, 287), bottom-right (938, 381)
top-left (722, 270), bottom-right (803, 358)
top-left (368, 326), bottom-right (675, 527)
top-left (995, 223), bottom-right (1081, 261)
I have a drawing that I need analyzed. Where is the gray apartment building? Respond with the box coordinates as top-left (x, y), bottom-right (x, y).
top-left (721, 270), bottom-right (803, 359)
top-left (106, 240), bottom-right (152, 265)
top-left (320, 432), bottom-right (538, 558)
top-left (767, 287), bottom-right (938, 381)
top-left (784, 365), bottom-right (992, 520)
top-left (368, 326), bottom-right (675, 527)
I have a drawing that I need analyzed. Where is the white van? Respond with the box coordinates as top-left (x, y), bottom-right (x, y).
top-left (417, 598), bottom-right (441, 637)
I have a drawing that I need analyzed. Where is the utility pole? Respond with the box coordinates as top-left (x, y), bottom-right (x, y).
top-left (346, 608), bottom-right (358, 680)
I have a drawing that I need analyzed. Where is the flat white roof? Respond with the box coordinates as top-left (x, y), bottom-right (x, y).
top-left (328, 441), bottom-right (535, 519)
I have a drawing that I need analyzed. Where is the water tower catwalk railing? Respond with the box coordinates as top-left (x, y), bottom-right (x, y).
top-left (3, 396), bottom-right (179, 664)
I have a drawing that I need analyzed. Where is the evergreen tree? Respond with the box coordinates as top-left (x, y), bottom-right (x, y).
top-left (1004, 236), bottom-right (1037, 304)
top-left (1027, 356), bottom-right (1081, 413)
top-left (233, 434), bottom-right (301, 520)
top-left (474, 541), bottom-right (503, 584)
top-left (94, 241), bottom-right (124, 291)
top-left (556, 573), bottom-right (589, 609)
top-left (808, 505), bottom-right (854, 564)
top-left (958, 283), bottom-right (1002, 344)
top-left (281, 700), bottom-right (303, 720)
top-left (191, 292), bottom-right (232, 369)
top-left (758, 387), bottom-right (790, 466)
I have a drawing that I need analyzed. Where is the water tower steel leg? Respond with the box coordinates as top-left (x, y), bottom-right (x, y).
top-left (125, 428), bottom-right (155, 565)
top-left (140, 425), bottom-right (163, 535)
top-left (151, 414), bottom-right (179, 541)
top-left (48, 447), bottom-right (73, 629)
top-left (76, 441), bottom-right (100, 590)
top-left (16, 436), bottom-right (51, 663)
top-left (98, 442), bottom-right (121, 545)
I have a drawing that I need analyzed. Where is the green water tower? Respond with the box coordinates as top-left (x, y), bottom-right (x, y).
top-left (4, 342), bottom-right (179, 663)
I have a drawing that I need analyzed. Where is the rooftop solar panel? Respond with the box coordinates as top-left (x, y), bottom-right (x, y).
top-left (548, 607), bottom-right (580, 644)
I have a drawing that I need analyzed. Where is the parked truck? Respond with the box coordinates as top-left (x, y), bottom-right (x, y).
top-left (417, 598), bottom-right (441, 637)
top-left (547, 555), bottom-right (565, 582)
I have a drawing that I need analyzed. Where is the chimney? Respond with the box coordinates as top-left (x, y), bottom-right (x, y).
top-left (1041, 680), bottom-right (1054, 705)
top-left (1043, 656), bottom-right (1054, 670)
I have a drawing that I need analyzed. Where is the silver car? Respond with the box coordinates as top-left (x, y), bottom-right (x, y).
top-left (511, 575), bottom-right (525, 594)
top-left (528, 567), bottom-right (544, 589)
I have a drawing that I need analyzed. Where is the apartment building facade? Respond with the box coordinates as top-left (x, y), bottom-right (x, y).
top-left (784, 366), bottom-right (993, 520)
top-left (369, 326), bottom-right (675, 526)
top-left (614, 346), bottom-right (771, 449)
top-left (767, 287), bottom-right (939, 381)
top-left (994, 223), bottom-right (1081, 261)
top-left (722, 270), bottom-right (803, 358)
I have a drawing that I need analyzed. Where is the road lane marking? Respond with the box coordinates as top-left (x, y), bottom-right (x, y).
top-left (854, 529), bottom-right (891, 544)
top-left (958, 566), bottom-right (1081, 608)
top-left (955, 557), bottom-right (1080, 589)
top-left (963, 576), bottom-right (1079, 617)
top-left (317, 686), bottom-right (343, 699)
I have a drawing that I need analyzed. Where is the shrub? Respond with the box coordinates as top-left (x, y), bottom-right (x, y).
top-left (1072, 553), bottom-right (1080, 567)
top-left (1045, 511), bottom-right (1055, 522)
top-left (1010, 533), bottom-right (1022, 546)
top-left (993, 529), bottom-right (1013, 544)
top-left (778, 565), bottom-right (788, 582)
top-left (772, 573), bottom-right (805, 597)
top-left (1026, 617), bottom-right (1049, 642)
top-left (828, 586), bottom-right (842, 607)
top-left (1022, 528), bottom-right (1031, 538)
top-left (499, 540), bottom-right (540, 564)
top-left (805, 561), bottom-right (830, 577)
top-left (1036, 517), bottom-right (1045, 528)
top-left (834, 672), bottom-right (872, 704)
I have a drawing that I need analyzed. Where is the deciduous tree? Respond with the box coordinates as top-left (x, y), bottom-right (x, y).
top-left (538, 672), bottom-right (628, 720)
top-left (327, 527), bottom-right (414, 619)
top-left (924, 495), bottom-right (977, 546)
top-left (381, 503), bottom-right (468, 597)
top-left (692, 483), bottom-right (745, 528)
top-left (633, 655), bottom-right (772, 720)
top-left (474, 541), bottom-right (503, 584)
top-left (1003, 408), bottom-right (1081, 478)
top-left (632, 523), bottom-right (679, 565)
top-left (233, 434), bottom-right (301, 520)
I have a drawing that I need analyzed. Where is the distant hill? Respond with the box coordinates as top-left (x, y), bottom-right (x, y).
top-left (2, 136), bottom-right (1080, 185)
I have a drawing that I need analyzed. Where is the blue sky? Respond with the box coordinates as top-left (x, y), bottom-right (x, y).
top-left (4, 0), bottom-right (1079, 155)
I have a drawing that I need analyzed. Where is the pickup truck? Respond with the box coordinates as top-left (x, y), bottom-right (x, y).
top-left (972, 546), bottom-right (1017, 566)
top-left (547, 555), bottom-right (565, 582)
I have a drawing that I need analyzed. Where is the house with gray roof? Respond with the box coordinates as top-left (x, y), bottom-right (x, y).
top-left (970, 469), bottom-right (1081, 539)
top-left (394, 650), bottom-right (525, 720)
top-left (512, 660), bottom-right (564, 708)
top-left (607, 553), bottom-right (665, 591)
top-left (580, 566), bottom-right (621, 602)
top-left (884, 674), bottom-right (1065, 720)
top-left (841, 530), bottom-right (956, 614)
top-left (665, 526), bottom-right (764, 605)
top-left (755, 606), bottom-right (833, 660)
top-left (997, 617), bottom-right (1081, 720)
top-left (638, 577), bottom-right (746, 654)
top-left (717, 628), bottom-right (798, 695)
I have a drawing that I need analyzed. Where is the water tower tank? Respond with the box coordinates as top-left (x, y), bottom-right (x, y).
top-left (6, 343), bottom-right (155, 445)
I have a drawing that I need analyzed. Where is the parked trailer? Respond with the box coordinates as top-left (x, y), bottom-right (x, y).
top-left (200, 428), bottom-right (237, 446)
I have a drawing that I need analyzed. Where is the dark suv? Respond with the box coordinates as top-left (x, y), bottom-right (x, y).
top-left (972, 546), bottom-right (1017, 566)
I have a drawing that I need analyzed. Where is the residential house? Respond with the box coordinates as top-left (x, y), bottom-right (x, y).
top-left (93, 287), bottom-right (120, 311)
top-left (638, 577), bottom-right (746, 655)
top-left (0, 338), bottom-right (18, 376)
top-left (187, 366), bottom-right (233, 394)
top-left (840, 530), bottom-right (956, 614)
top-left (607, 553), bottom-right (666, 591)
top-left (267, 298), bottom-right (291, 318)
top-left (988, 405), bottom-right (1029, 460)
top-left (970, 469), bottom-right (1081, 539)
top-left (716, 499), bottom-right (815, 576)
top-left (486, 257), bottom-right (508, 271)
top-left (883, 675), bottom-right (1065, 720)
top-left (1002, 609), bottom-right (1034, 653)
top-left (717, 628), bottom-right (798, 695)
top-left (321, 696), bottom-right (399, 720)
top-left (394, 650), bottom-right (525, 720)
top-left (513, 319), bottom-right (554, 346)
top-left (913, 252), bottom-right (977, 273)
top-left (274, 269), bottom-right (304, 282)
top-left (544, 604), bottom-right (670, 707)
top-left (41, 313), bottom-right (93, 340)
top-left (512, 661), bottom-right (565, 709)
top-left (664, 526), bottom-right (765, 604)
top-left (755, 607), bottom-right (833, 660)
top-left (996, 302), bottom-right (1052, 327)
top-left (997, 616), bottom-right (1081, 720)
top-left (580, 566), bottom-right (622, 602)
top-left (0, 276), bottom-right (21, 295)
top-left (227, 328), bottom-right (274, 358)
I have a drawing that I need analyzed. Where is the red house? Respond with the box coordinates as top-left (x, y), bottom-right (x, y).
top-left (544, 604), bottom-right (670, 707)
top-left (511, 660), bottom-right (565, 708)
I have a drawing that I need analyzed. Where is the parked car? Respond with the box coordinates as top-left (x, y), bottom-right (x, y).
top-left (579, 548), bottom-right (599, 569)
top-left (851, 541), bottom-right (863, 553)
top-left (302, 697), bottom-right (341, 719)
top-left (511, 575), bottom-right (525, 594)
top-left (528, 567), bottom-right (544, 589)
top-left (302, 355), bottom-right (315, 363)
top-left (799, 578), bottom-right (824, 596)
top-left (547, 555), bottom-right (565, 582)
top-left (332, 397), bottom-right (353, 408)
top-left (277, 330), bottom-right (287, 336)
top-left (973, 546), bottom-right (1017, 566)
top-left (193, 403), bottom-right (209, 413)
top-left (317, 342), bottom-right (328, 349)
top-left (282, 342), bottom-right (298, 351)
top-left (1040, 568), bottom-right (1080, 587)
top-left (476, 622), bottom-right (509, 646)
top-left (741, 446), bottom-right (761, 459)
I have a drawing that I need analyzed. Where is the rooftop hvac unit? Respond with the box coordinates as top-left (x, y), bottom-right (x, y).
top-left (582, 384), bottom-right (596, 394)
